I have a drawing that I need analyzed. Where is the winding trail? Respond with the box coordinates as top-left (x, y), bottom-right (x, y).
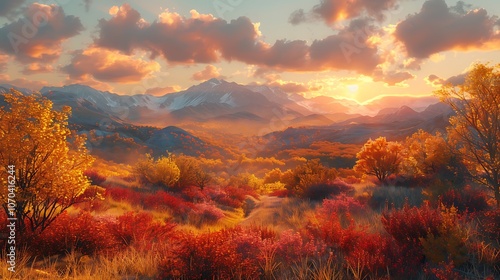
top-left (240, 195), bottom-right (284, 227)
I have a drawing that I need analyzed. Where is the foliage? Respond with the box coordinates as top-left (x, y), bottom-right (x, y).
top-left (440, 186), bottom-right (490, 213)
top-left (437, 63), bottom-right (500, 206)
top-left (26, 211), bottom-right (117, 256)
top-left (402, 130), bottom-right (451, 177)
top-left (282, 159), bottom-right (338, 197)
top-left (420, 206), bottom-right (468, 266)
top-left (0, 90), bottom-right (94, 234)
top-left (174, 154), bottom-right (212, 189)
top-left (381, 202), bottom-right (442, 270)
top-left (133, 153), bottom-right (180, 189)
top-left (354, 137), bottom-right (403, 184)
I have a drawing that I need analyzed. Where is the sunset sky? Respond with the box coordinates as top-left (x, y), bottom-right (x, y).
top-left (1, 0), bottom-right (499, 103)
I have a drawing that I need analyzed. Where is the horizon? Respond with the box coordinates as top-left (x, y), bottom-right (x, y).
top-left (1, 0), bottom-right (499, 103)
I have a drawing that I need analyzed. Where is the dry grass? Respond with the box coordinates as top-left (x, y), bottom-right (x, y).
top-left (1, 247), bottom-right (161, 280)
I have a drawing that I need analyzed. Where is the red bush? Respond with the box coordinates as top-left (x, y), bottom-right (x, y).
top-left (191, 202), bottom-right (225, 224)
top-left (27, 211), bottom-right (119, 256)
top-left (160, 227), bottom-right (262, 279)
top-left (321, 194), bottom-right (365, 216)
top-left (381, 202), bottom-right (442, 271)
top-left (440, 186), bottom-right (490, 213)
top-left (110, 212), bottom-right (176, 250)
top-left (105, 186), bottom-right (142, 205)
top-left (143, 191), bottom-right (195, 218)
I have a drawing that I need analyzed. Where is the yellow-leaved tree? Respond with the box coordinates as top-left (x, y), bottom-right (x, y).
top-left (0, 90), bottom-right (94, 234)
top-left (354, 137), bottom-right (402, 184)
top-left (437, 63), bottom-right (500, 206)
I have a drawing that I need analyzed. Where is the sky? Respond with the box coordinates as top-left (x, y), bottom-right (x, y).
top-left (0, 0), bottom-right (499, 103)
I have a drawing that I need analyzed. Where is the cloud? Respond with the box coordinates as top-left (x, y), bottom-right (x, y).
top-left (62, 46), bottom-right (161, 83)
top-left (394, 0), bottom-right (500, 58)
top-left (446, 73), bottom-right (467, 86)
top-left (290, 0), bottom-right (399, 25)
top-left (373, 69), bottom-right (415, 86)
top-left (145, 85), bottom-right (181, 96)
top-left (0, 3), bottom-right (84, 63)
top-left (0, 0), bottom-right (25, 18)
top-left (426, 72), bottom-right (468, 87)
top-left (425, 74), bottom-right (445, 87)
top-left (94, 4), bottom-right (382, 74)
top-left (309, 18), bottom-right (382, 73)
top-left (0, 54), bottom-right (9, 72)
top-left (21, 63), bottom-right (53, 75)
top-left (0, 74), bottom-right (48, 90)
top-left (192, 65), bottom-right (222, 81)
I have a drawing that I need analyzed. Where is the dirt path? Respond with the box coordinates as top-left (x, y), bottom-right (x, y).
top-left (240, 195), bottom-right (284, 227)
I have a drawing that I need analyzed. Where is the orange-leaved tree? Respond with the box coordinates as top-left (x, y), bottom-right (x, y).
top-left (0, 90), bottom-right (94, 234)
top-left (354, 137), bottom-right (402, 184)
top-left (436, 63), bottom-right (500, 206)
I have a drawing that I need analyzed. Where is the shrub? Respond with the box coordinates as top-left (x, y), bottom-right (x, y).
top-left (381, 202), bottom-right (442, 271)
top-left (27, 211), bottom-right (118, 256)
top-left (105, 186), bottom-right (142, 205)
top-left (440, 186), bottom-right (490, 213)
top-left (190, 202), bottom-right (225, 225)
top-left (110, 212), bottom-right (176, 250)
top-left (143, 191), bottom-right (194, 218)
top-left (320, 194), bottom-right (365, 216)
top-left (159, 227), bottom-right (262, 279)
top-left (303, 178), bottom-right (354, 201)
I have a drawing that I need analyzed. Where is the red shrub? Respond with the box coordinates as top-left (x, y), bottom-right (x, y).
top-left (84, 169), bottom-right (107, 186)
top-left (181, 186), bottom-right (207, 202)
top-left (321, 194), bottom-right (365, 216)
top-left (381, 202), bottom-right (442, 271)
top-left (274, 230), bottom-right (320, 265)
top-left (479, 208), bottom-right (500, 244)
top-left (105, 186), bottom-right (142, 205)
top-left (27, 211), bottom-right (118, 256)
top-left (440, 186), bottom-right (490, 213)
top-left (110, 212), bottom-right (176, 250)
top-left (143, 191), bottom-right (195, 220)
top-left (191, 202), bottom-right (225, 224)
top-left (160, 227), bottom-right (262, 279)
top-left (205, 185), bottom-right (258, 208)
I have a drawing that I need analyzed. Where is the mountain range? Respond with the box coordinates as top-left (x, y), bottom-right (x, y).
top-left (0, 79), bottom-right (453, 163)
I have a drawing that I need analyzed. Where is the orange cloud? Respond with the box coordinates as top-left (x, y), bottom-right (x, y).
top-left (94, 4), bottom-right (383, 74)
top-left (0, 3), bottom-right (83, 63)
top-left (145, 85), bottom-right (181, 96)
top-left (21, 63), bottom-right (53, 74)
top-left (192, 65), bottom-right (221, 81)
top-left (63, 47), bottom-right (160, 83)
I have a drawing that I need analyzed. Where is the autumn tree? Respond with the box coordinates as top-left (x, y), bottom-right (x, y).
top-left (174, 155), bottom-right (212, 189)
top-left (402, 130), bottom-right (452, 177)
top-left (354, 137), bottom-right (402, 184)
top-left (0, 90), bottom-right (94, 234)
top-left (134, 153), bottom-right (180, 189)
top-left (437, 63), bottom-right (500, 206)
